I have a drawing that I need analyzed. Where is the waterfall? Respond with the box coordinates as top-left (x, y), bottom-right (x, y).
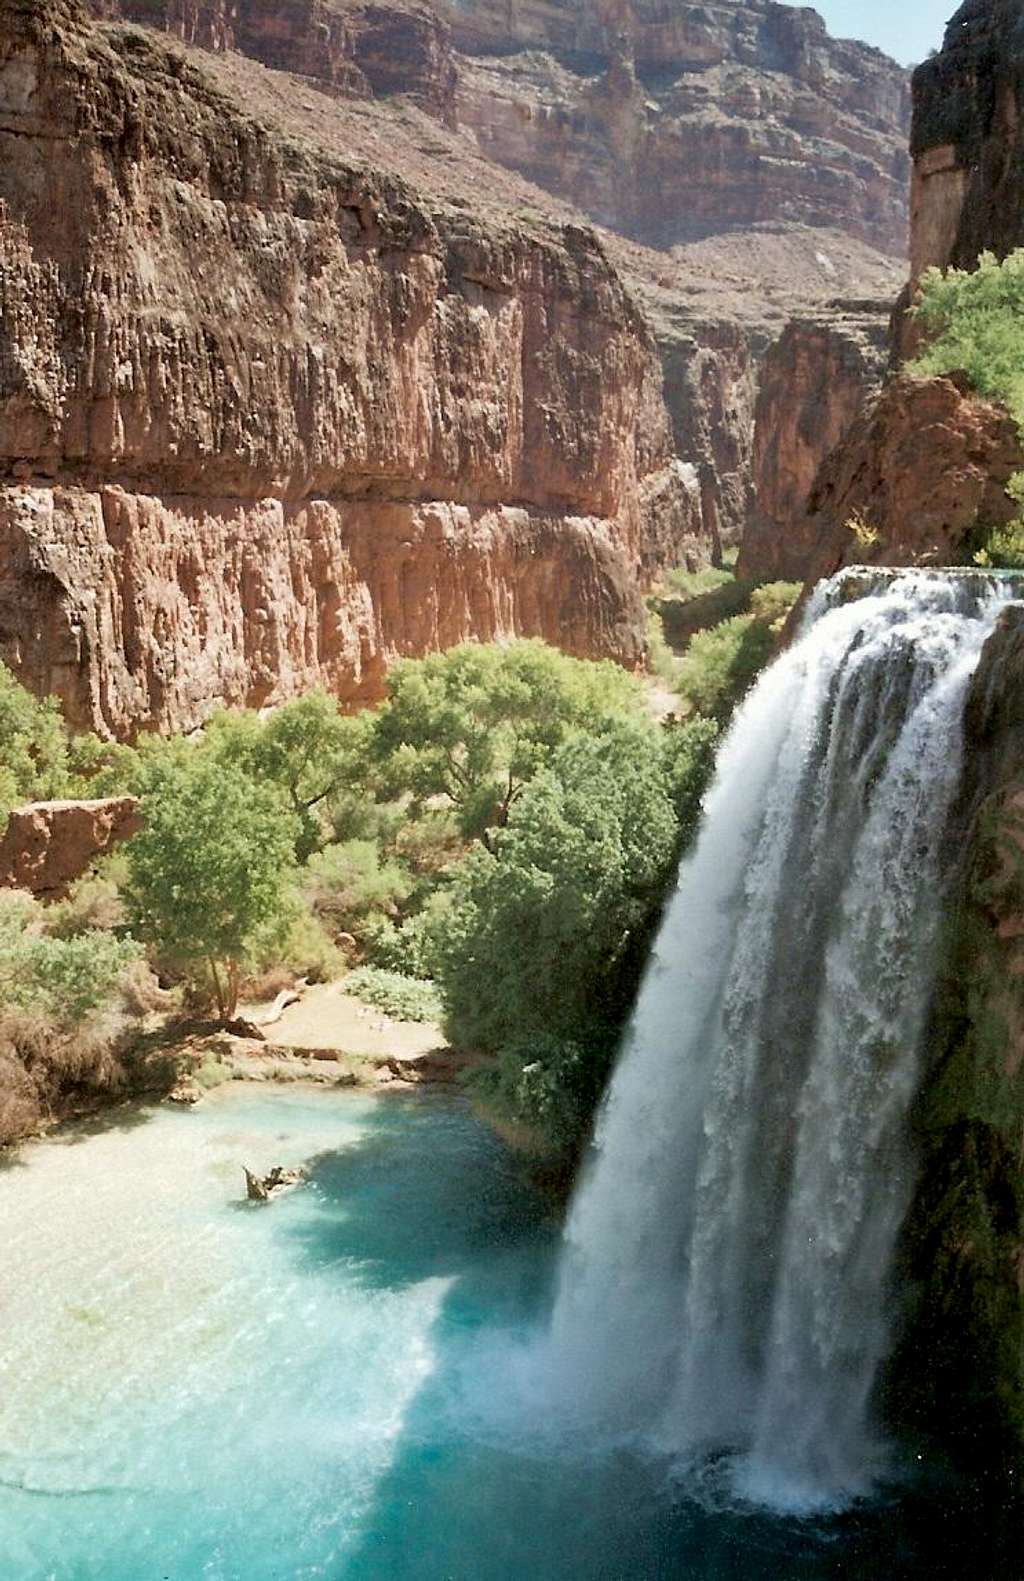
top-left (546, 568), bottom-right (1022, 1513)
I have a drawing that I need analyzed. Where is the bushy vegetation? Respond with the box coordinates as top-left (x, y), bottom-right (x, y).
top-left (0, 889), bottom-right (148, 1146)
top-left (672, 581), bottom-right (800, 723)
top-left (911, 249), bottom-right (1024, 426)
top-left (911, 249), bottom-right (1024, 567)
top-left (0, 635), bottom-right (728, 1156)
top-left (343, 967), bottom-right (443, 1025)
top-left (125, 747), bottom-right (300, 1020)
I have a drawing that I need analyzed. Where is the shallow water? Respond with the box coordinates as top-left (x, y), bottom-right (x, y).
top-left (0, 1088), bottom-right (1013, 1579)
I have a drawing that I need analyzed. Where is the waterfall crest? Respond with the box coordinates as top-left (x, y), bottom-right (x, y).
top-left (547, 569), bottom-right (1021, 1512)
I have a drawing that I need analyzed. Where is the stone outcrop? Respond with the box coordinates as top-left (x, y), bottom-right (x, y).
top-left (0, 796), bottom-right (141, 898)
top-left (891, 0), bottom-right (1024, 359)
top-left (0, 0), bottom-right (703, 737)
top-left (790, 375), bottom-right (1024, 580)
top-left (63, 0), bottom-right (910, 559)
top-left (738, 300), bottom-right (891, 580)
top-left (452, 0), bottom-right (910, 256)
top-left (741, 0), bottom-right (1024, 581)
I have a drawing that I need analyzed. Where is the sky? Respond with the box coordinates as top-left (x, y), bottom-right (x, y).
top-left (799, 1), bottom-right (953, 66)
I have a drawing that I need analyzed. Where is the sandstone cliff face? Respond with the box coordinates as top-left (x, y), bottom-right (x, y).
top-left (77, 0), bottom-right (908, 556)
top-left (0, 0), bottom-right (702, 737)
top-left (0, 796), bottom-right (141, 898)
top-left (788, 375), bottom-right (1024, 580)
top-left (738, 300), bottom-right (891, 581)
top-left (890, 0), bottom-right (1024, 361)
top-left (452, 0), bottom-right (910, 256)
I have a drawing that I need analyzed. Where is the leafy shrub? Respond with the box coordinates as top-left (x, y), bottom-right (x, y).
top-left (660, 563), bottom-right (736, 600)
top-left (674, 582), bottom-right (800, 723)
top-left (0, 1007), bottom-right (131, 1147)
top-left (362, 900), bottom-right (449, 978)
top-left (343, 966), bottom-right (443, 1024)
top-left (911, 249), bottom-right (1024, 427)
top-left (846, 509), bottom-right (880, 554)
top-left (303, 840), bottom-right (412, 939)
top-left (465, 1031), bottom-right (614, 1156)
top-left (46, 866), bottom-right (126, 938)
top-left (972, 514), bottom-right (1024, 570)
top-left (662, 716), bottom-right (720, 845)
top-left (246, 894), bottom-right (343, 986)
top-left (0, 890), bottom-right (140, 1025)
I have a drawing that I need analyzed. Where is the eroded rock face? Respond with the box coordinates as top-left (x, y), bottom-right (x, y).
top-left (0, 796), bottom-right (141, 898)
top-left (892, 0), bottom-right (1024, 359)
top-left (453, 0), bottom-right (910, 255)
top-left (739, 301), bottom-right (891, 580)
top-left (910, 0), bottom-right (1024, 279)
top-left (791, 375), bottom-right (1024, 580)
top-left (88, 0), bottom-right (459, 117)
top-left (79, 0), bottom-right (908, 556)
top-left (0, 0), bottom-right (703, 736)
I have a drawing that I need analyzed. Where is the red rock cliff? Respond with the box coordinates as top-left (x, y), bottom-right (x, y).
top-left (0, 0), bottom-right (703, 737)
top-left (452, 0), bottom-right (910, 256)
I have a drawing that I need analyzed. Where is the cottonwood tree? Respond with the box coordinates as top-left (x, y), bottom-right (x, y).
top-left (370, 640), bottom-right (644, 845)
top-left (125, 746), bottom-right (298, 1020)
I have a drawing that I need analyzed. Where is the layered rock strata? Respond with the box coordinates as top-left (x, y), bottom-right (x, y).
top-left (0, 0), bottom-right (702, 737)
top-left (87, 0), bottom-right (460, 120)
top-left (452, 0), bottom-right (910, 255)
top-left (909, 0), bottom-right (1024, 283)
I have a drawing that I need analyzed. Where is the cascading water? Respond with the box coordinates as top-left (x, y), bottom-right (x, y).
top-left (545, 568), bottom-right (1024, 1514)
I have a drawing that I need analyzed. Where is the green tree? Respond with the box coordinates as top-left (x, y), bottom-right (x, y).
top-left (205, 693), bottom-right (372, 860)
top-left (430, 718), bottom-right (680, 1053)
top-left (371, 640), bottom-right (643, 844)
top-left (124, 746), bottom-right (298, 1020)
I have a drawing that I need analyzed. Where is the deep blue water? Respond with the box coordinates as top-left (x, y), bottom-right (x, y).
top-left (0, 1088), bottom-right (1015, 1579)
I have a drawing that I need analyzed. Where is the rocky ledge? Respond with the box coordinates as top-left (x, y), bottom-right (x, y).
top-left (0, 796), bottom-right (141, 899)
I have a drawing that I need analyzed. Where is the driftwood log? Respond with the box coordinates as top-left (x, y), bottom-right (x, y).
top-left (243, 1165), bottom-right (305, 1202)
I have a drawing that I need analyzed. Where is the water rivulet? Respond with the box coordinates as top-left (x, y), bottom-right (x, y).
top-left (548, 568), bottom-right (1024, 1513)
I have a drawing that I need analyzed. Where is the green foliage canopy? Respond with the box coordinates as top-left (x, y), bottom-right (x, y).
top-left (0, 891), bottom-right (140, 1026)
top-left (371, 640), bottom-right (644, 843)
top-left (911, 249), bottom-right (1024, 428)
top-left (429, 717), bottom-right (683, 1055)
top-left (124, 745), bottom-right (298, 1018)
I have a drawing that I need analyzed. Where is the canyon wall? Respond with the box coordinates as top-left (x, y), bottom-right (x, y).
top-left (737, 300), bottom-right (890, 580)
top-left (83, 0), bottom-right (911, 551)
top-left (0, 0), bottom-right (702, 737)
top-left (888, 605), bottom-right (1024, 1466)
top-left (452, 0), bottom-right (910, 255)
top-left (741, 0), bottom-right (1024, 581)
top-left (909, 0), bottom-right (1024, 282)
